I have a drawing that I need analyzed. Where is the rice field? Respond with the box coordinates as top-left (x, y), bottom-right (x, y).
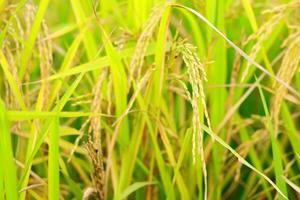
top-left (0, 0), bottom-right (300, 199)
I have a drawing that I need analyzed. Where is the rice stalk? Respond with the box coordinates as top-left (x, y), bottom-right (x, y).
top-left (23, 1), bottom-right (36, 97)
top-left (174, 38), bottom-right (211, 200)
top-left (86, 70), bottom-right (107, 200)
top-left (25, 1), bottom-right (36, 37)
top-left (104, 67), bottom-right (155, 198)
top-left (2, 12), bottom-right (23, 109)
top-left (86, 141), bottom-right (105, 200)
top-left (37, 18), bottom-right (52, 109)
top-left (271, 31), bottom-right (300, 135)
top-left (1, 1), bottom-right (300, 199)
top-left (241, 0), bottom-right (300, 81)
top-left (106, 72), bottom-right (113, 116)
top-left (3, 45), bottom-right (20, 108)
top-left (89, 70), bottom-right (106, 145)
top-left (129, 2), bottom-right (168, 79)
top-left (225, 51), bottom-right (242, 139)
top-left (112, 67), bottom-right (155, 127)
top-left (174, 4), bottom-right (300, 99)
top-left (241, 13), bottom-right (283, 81)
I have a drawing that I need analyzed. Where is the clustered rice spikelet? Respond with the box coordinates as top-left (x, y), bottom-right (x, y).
top-left (271, 31), bottom-right (300, 135)
top-left (129, 2), bottom-right (169, 79)
top-left (241, 0), bottom-right (300, 81)
top-left (174, 39), bottom-right (211, 200)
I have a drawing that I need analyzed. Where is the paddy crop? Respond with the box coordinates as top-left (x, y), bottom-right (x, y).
top-left (0, 0), bottom-right (300, 199)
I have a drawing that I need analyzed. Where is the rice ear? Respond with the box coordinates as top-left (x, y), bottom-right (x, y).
top-left (37, 18), bottom-right (52, 109)
top-left (87, 70), bottom-right (107, 200)
top-left (271, 32), bottom-right (300, 135)
top-left (241, 14), bottom-right (283, 82)
top-left (241, 0), bottom-right (300, 82)
top-left (174, 39), bottom-right (210, 200)
top-left (129, 2), bottom-right (169, 79)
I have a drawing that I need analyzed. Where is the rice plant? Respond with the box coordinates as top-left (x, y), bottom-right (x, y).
top-left (0, 0), bottom-right (299, 199)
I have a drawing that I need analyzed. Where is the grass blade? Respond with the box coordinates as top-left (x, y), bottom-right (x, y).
top-left (257, 80), bottom-right (288, 200)
top-left (173, 4), bottom-right (300, 99)
top-left (118, 182), bottom-right (156, 200)
top-left (48, 115), bottom-right (60, 200)
top-left (100, 27), bottom-right (130, 145)
top-left (18, 0), bottom-right (50, 81)
top-left (19, 73), bottom-right (85, 189)
top-left (0, 50), bottom-right (26, 110)
top-left (201, 121), bottom-right (288, 200)
top-left (0, 99), bottom-right (18, 200)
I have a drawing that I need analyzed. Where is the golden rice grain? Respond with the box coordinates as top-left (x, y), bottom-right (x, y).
top-left (241, 0), bottom-right (300, 82)
top-left (129, 2), bottom-right (169, 79)
top-left (174, 38), bottom-right (211, 200)
top-left (271, 31), bottom-right (300, 135)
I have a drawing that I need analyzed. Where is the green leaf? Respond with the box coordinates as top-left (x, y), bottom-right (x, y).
top-left (118, 182), bottom-right (156, 200)
top-left (257, 79), bottom-right (288, 200)
top-left (0, 99), bottom-right (18, 200)
top-left (48, 115), bottom-right (60, 200)
top-left (0, 50), bottom-right (26, 110)
top-left (18, 0), bottom-right (50, 81)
